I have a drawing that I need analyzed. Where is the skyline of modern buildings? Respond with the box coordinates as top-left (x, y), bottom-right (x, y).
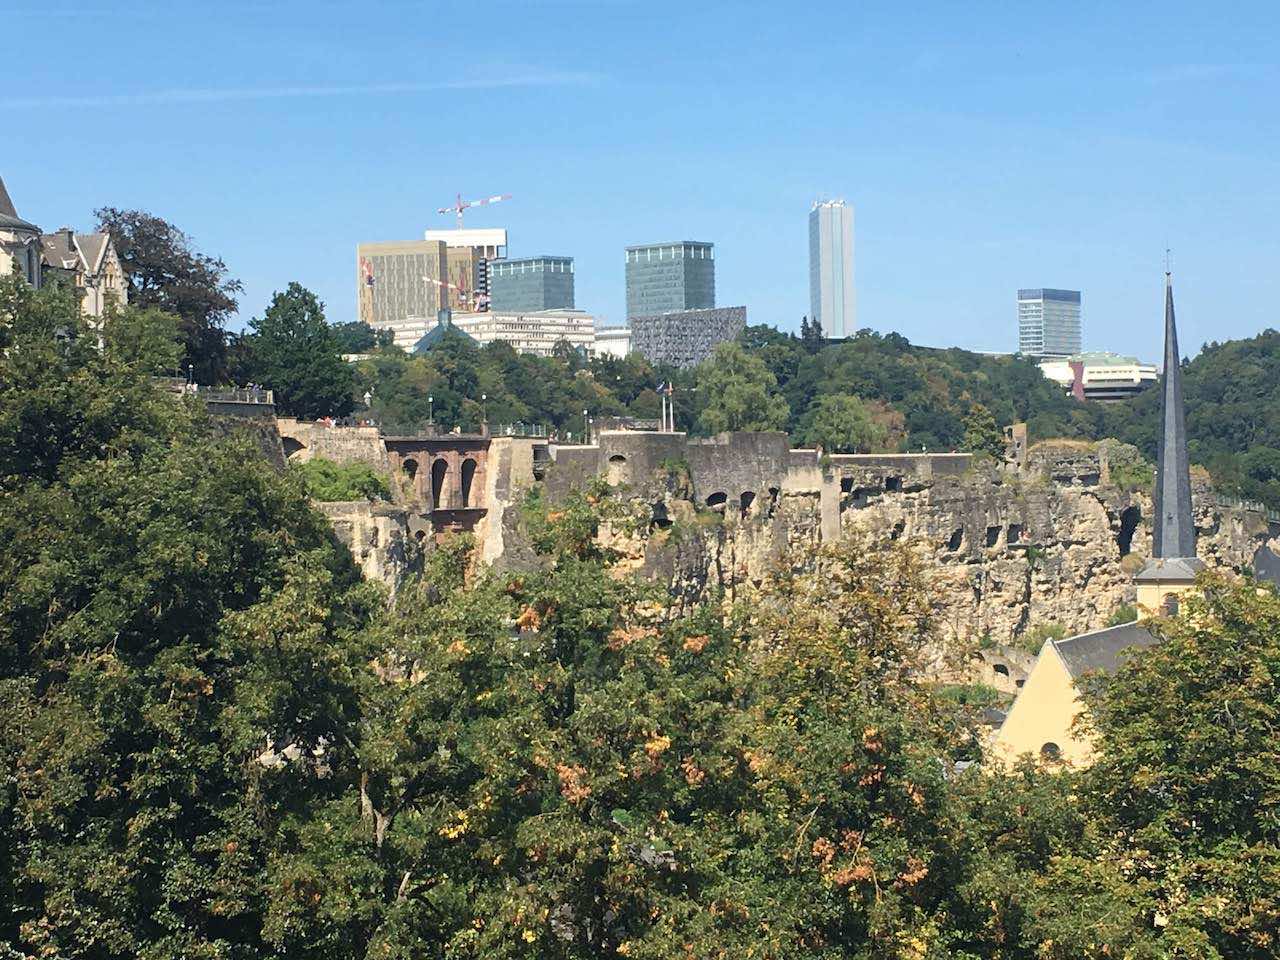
top-left (624, 241), bottom-right (715, 319)
top-left (1017, 288), bottom-right (1082, 358)
top-left (490, 256), bottom-right (575, 312)
top-left (808, 199), bottom-right (856, 339)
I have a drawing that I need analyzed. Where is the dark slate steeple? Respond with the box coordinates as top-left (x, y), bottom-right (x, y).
top-left (1152, 272), bottom-right (1196, 559)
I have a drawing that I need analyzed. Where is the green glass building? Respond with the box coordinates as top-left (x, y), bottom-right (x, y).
top-left (489, 256), bottom-right (575, 312)
top-left (625, 241), bottom-right (714, 319)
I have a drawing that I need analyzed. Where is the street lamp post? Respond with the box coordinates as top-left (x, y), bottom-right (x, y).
top-left (582, 408), bottom-right (589, 445)
top-left (428, 395), bottom-right (434, 426)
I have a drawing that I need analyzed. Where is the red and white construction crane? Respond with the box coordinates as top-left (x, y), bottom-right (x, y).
top-left (437, 192), bottom-right (511, 228)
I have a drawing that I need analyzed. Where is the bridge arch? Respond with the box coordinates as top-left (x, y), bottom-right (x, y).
top-left (430, 458), bottom-right (449, 510)
top-left (461, 458), bottom-right (478, 508)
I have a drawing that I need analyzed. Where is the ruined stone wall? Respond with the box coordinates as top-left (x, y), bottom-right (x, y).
top-left (275, 418), bottom-right (390, 471)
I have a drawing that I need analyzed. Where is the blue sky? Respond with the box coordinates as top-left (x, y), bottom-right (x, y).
top-left (6, 0), bottom-right (1279, 360)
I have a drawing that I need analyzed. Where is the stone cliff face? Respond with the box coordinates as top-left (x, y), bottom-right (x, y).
top-left (571, 441), bottom-right (1279, 658)
top-left (290, 423), bottom-right (1279, 678)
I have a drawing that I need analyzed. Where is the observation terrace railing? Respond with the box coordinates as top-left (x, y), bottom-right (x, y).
top-left (1214, 493), bottom-right (1280, 524)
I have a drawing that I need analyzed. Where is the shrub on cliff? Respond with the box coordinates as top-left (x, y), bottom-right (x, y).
top-left (294, 456), bottom-right (390, 502)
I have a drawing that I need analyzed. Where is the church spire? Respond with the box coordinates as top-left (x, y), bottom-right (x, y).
top-left (1152, 272), bottom-right (1196, 559)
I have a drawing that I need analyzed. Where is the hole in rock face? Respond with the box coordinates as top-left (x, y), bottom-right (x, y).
top-left (885, 476), bottom-right (903, 492)
top-left (706, 492), bottom-right (727, 513)
top-left (985, 526), bottom-right (1001, 548)
top-left (1008, 524), bottom-right (1023, 544)
top-left (993, 663), bottom-right (1010, 677)
top-left (740, 491), bottom-right (755, 517)
top-left (840, 477), bottom-right (854, 493)
top-left (890, 520), bottom-right (906, 541)
top-left (1116, 506), bottom-right (1141, 557)
top-left (651, 502), bottom-right (672, 530)
top-left (947, 529), bottom-right (964, 552)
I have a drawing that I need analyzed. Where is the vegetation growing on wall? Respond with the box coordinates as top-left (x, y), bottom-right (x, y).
top-left (293, 456), bottom-right (391, 502)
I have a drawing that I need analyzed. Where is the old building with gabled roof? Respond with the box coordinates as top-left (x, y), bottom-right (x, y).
top-left (40, 226), bottom-right (128, 318)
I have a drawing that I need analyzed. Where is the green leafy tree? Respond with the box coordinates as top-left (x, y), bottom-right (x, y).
top-left (800, 393), bottom-right (889, 453)
top-left (0, 277), bottom-right (379, 959)
top-left (1031, 576), bottom-right (1280, 958)
top-left (240, 282), bottom-right (355, 420)
top-left (696, 340), bottom-right (790, 434)
top-left (330, 320), bottom-right (393, 354)
top-left (94, 207), bottom-right (243, 384)
top-left (961, 402), bottom-right (1005, 457)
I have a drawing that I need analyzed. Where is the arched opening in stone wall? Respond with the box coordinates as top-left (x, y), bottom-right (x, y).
top-left (430, 458), bottom-right (449, 510)
top-left (885, 476), bottom-right (903, 492)
top-left (1116, 505), bottom-right (1141, 557)
top-left (607, 454), bottom-right (627, 486)
top-left (281, 437), bottom-right (306, 460)
top-left (947, 528), bottom-right (964, 552)
top-left (766, 487), bottom-right (781, 519)
top-left (985, 526), bottom-right (1001, 548)
top-left (706, 491), bottom-right (727, 513)
top-left (1008, 524), bottom-right (1024, 544)
top-left (461, 458), bottom-right (478, 508)
top-left (401, 458), bottom-right (420, 499)
top-left (993, 663), bottom-right (1010, 677)
top-left (740, 490), bottom-right (756, 517)
top-left (1040, 742), bottom-right (1062, 763)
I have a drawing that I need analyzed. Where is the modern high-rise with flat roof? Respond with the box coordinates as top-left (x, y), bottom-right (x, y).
top-left (490, 256), bottom-right (575, 312)
top-left (808, 199), bottom-right (855, 338)
top-left (356, 239), bottom-right (448, 335)
top-left (1018, 288), bottom-right (1082, 358)
top-left (625, 241), bottom-right (714, 319)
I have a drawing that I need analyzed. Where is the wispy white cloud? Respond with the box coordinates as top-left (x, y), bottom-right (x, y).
top-left (0, 72), bottom-right (601, 110)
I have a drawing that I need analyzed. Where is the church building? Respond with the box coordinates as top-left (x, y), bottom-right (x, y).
top-left (992, 273), bottom-right (1208, 766)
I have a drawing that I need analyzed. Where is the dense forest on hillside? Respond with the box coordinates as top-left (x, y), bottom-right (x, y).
top-left (5, 276), bottom-right (1280, 957)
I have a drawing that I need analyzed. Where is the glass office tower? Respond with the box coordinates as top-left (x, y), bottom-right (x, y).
top-left (625, 241), bottom-right (714, 319)
top-left (490, 256), bottom-right (575, 312)
top-left (808, 199), bottom-right (855, 339)
top-left (1018, 288), bottom-right (1082, 358)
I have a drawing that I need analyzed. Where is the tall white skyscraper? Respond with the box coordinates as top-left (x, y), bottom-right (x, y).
top-left (1017, 288), bottom-right (1082, 358)
top-left (808, 199), bottom-right (856, 338)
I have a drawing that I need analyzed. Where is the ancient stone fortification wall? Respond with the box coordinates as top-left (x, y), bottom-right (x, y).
top-left (529, 433), bottom-right (1279, 661)
top-left (275, 418), bottom-right (391, 471)
top-left (269, 423), bottom-right (1279, 668)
